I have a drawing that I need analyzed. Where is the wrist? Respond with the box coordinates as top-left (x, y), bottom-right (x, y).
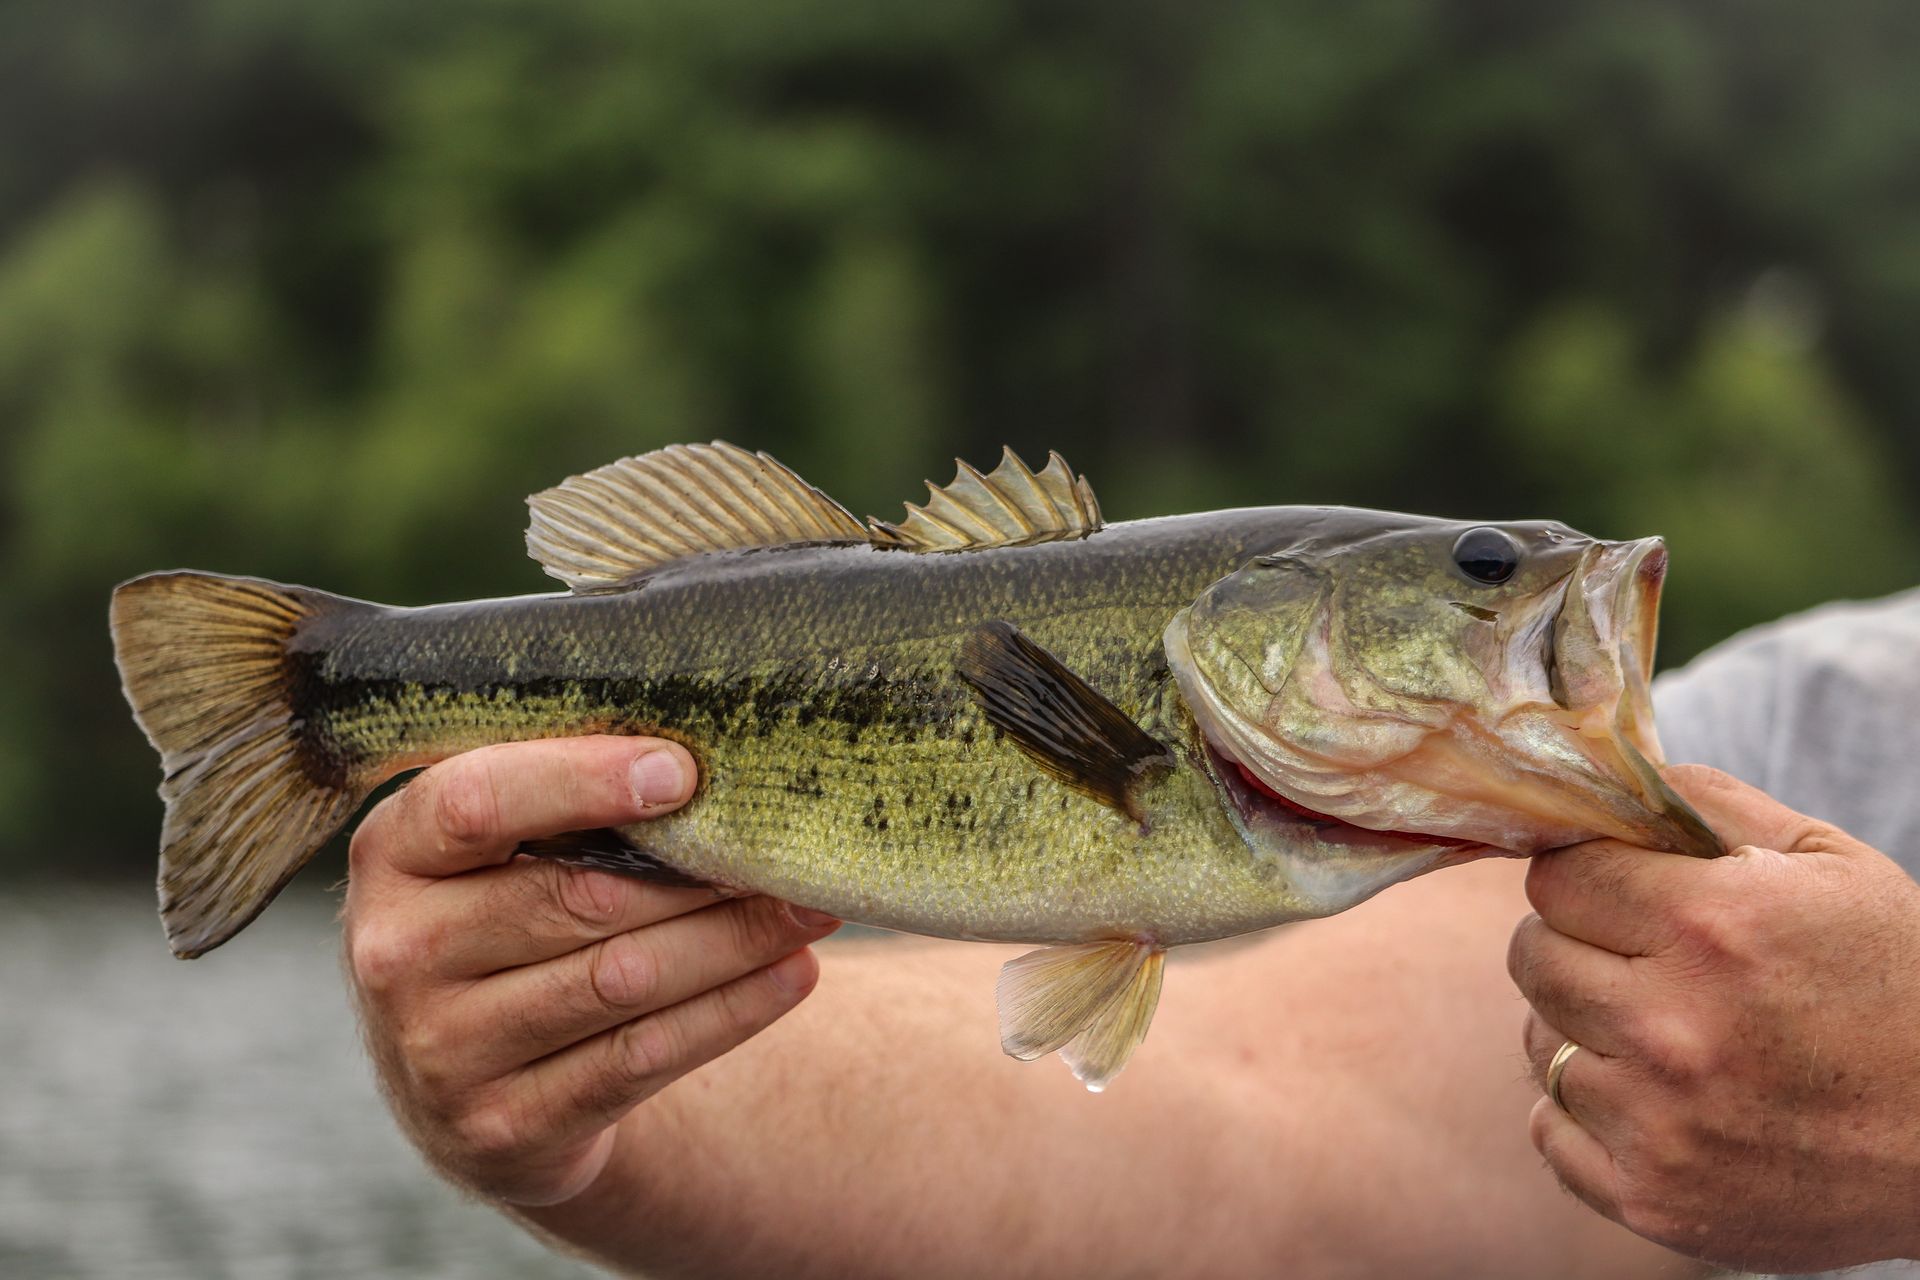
top-left (511, 1116), bottom-right (664, 1265)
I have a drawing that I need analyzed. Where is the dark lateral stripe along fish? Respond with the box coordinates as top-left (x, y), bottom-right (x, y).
top-left (111, 442), bottom-right (1719, 1089)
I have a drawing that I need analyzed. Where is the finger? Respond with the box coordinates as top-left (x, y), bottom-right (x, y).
top-left (506, 947), bottom-right (822, 1154)
top-left (1520, 1007), bottom-right (1614, 1094)
top-left (423, 858), bottom-right (726, 978)
top-left (1524, 839), bottom-right (1713, 956)
top-left (452, 897), bottom-right (841, 1075)
top-left (1529, 1095), bottom-right (1622, 1222)
top-left (1521, 1009), bottom-right (1641, 1151)
top-left (1507, 913), bottom-right (1642, 1057)
top-left (353, 737), bottom-right (697, 881)
top-left (1662, 764), bottom-right (1868, 860)
top-left (1521, 1006), bottom-right (1561, 1089)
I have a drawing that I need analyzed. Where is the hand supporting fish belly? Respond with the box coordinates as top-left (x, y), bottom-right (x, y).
top-left (110, 442), bottom-right (1720, 1089)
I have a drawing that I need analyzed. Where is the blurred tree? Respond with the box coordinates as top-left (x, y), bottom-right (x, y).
top-left (0, 0), bottom-right (1916, 871)
top-left (1496, 299), bottom-right (1915, 662)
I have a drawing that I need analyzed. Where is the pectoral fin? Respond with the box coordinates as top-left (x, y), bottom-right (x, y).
top-left (997, 940), bottom-right (1167, 1091)
top-left (956, 621), bottom-right (1173, 820)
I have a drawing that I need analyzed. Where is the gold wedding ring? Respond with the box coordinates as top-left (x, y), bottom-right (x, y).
top-left (1546, 1039), bottom-right (1581, 1114)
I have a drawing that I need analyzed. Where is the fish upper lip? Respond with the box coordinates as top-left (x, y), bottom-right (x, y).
top-left (1573, 535), bottom-right (1667, 754)
top-left (1621, 537), bottom-right (1667, 683)
top-left (1575, 536), bottom-right (1666, 683)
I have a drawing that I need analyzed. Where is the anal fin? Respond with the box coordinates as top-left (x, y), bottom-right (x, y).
top-left (515, 828), bottom-right (713, 889)
top-left (997, 940), bottom-right (1167, 1091)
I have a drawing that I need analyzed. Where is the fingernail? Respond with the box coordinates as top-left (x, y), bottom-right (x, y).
top-left (767, 948), bottom-right (819, 994)
top-left (630, 748), bottom-right (689, 807)
top-left (785, 904), bottom-right (840, 931)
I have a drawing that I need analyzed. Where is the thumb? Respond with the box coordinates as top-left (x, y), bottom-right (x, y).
top-left (1661, 763), bottom-right (1867, 859)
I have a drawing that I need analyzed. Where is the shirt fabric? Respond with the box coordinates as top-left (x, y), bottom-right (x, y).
top-left (1651, 589), bottom-right (1920, 1280)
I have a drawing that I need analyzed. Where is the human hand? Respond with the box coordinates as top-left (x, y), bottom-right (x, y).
top-left (1509, 764), bottom-right (1920, 1271)
top-left (343, 736), bottom-right (841, 1207)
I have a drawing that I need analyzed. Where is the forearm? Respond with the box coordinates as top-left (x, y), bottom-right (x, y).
top-left (521, 860), bottom-right (1708, 1279)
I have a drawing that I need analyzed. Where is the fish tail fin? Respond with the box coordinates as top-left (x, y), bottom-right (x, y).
top-left (110, 571), bottom-right (372, 958)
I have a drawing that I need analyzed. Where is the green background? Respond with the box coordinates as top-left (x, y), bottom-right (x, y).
top-left (4, 0), bottom-right (1917, 876)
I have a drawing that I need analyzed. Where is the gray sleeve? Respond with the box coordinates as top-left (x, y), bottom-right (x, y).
top-left (1649, 639), bottom-right (1781, 791)
top-left (1650, 588), bottom-right (1920, 876)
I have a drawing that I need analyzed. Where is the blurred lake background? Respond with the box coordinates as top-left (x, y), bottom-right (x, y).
top-left (2, 0), bottom-right (1919, 1275)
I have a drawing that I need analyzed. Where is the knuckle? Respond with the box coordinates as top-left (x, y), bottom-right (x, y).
top-left (393, 1028), bottom-right (462, 1101)
top-left (552, 863), bottom-right (619, 931)
top-left (348, 920), bottom-right (423, 998)
top-left (394, 1019), bottom-right (444, 1070)
top-left (587, 935), bottom-right (659, 1013)
top-left (1612, 1169), bottom-right (1703, 1253)
top-left (1640, 1125), bottom-right (1698, 1185)
top-left (1664, 894), bottom-right (1744, 961)
top-left (1616, 1194), bottom-right (1684, 1250)
top-left (618, 1016), bottom-right (682, 1084)
top-left (451, 1101), bottom-right (526, 1165)
top-left (1635, 1011), bottom-right (1716, 1084)
top-left (432, 763), bottom-right (502, 856)
top-left (1780, 817), bottom-right (1852, 858)
top-left (714, 964), bottom-right (782, 1030)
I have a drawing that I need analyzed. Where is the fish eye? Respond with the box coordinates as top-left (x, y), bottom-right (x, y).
top-left (1451, 527), bottom-right (1521, 585)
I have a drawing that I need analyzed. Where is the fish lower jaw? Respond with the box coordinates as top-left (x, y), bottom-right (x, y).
top-left (1226, 757), bottom-right (1478, 848)
top-left (1202, 739), bottom-right (1480, 857)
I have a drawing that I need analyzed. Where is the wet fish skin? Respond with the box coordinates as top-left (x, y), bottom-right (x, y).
top-left (292, 510), bottom-right (1380, 947)
top-left (111, 442), bottom-right (1716, 1089)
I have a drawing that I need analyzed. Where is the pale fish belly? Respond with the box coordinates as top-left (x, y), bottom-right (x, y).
top-left (628, 738), bottom-right (1317, 946)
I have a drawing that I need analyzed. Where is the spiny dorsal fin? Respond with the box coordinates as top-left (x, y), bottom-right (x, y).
top-left (955, 621), bottom-right (1173, 820)
top-left (526, 442), bottom-right (870, 591)
top-left (997, 940), bottom-right (1166, 1091)
top-left (868, 447), bottom-right (1102, 552)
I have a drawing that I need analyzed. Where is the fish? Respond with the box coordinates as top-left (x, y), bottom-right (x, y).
top-left (110, 442), bottom-right (1720, 1089)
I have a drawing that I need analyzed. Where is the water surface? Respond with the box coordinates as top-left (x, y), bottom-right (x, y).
top-left (0, 884), bottom-right (595, 1279)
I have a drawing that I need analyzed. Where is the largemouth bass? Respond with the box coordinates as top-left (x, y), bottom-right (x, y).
top-left (111, 443), bottom-right (1719, 1088)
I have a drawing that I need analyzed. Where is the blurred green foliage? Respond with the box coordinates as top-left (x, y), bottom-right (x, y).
top-left (2, 0), bottom-right (1917, 872)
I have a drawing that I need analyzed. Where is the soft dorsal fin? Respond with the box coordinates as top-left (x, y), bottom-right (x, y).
top-left (955, 620), bottom-right (1172, 821)
top-left (868, 447), bottom-right (1103, 551)
top-left (526, 442), bottom-right (869, 591)
top-left (997, 939), bottom-right (1167, 1091)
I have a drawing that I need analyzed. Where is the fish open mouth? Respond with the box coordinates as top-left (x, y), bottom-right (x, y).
top-left (1553, 535), bottom-right (1667, 759)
